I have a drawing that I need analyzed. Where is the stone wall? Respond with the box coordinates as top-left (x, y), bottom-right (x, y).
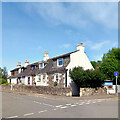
top-left (2, 85), bottom-right (107, 97)
top-left (47, 73), bottom-right (65, 87)
top-left (80, 87), bottom-right (107, 96)
top-left (2, 85), bottom-right (72, 96)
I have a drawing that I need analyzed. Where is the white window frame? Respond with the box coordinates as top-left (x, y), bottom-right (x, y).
top-left (42, 74), bottom-right (46, 83)
top-left (37, 75), bottom-right (41, 82)
top-left (39, 63), bottom-right (44, 69)
top-left (54, 73), bottom-right (59, 83)
top-left (57, 58), bottom-right (63, 67)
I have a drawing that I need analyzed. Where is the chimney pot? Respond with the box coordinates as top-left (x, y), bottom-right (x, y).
top-left (17, 62), bottom-right (21, 68)
top-left (43, 51), bottom-right (49, 61)
top-left (77, 43), bottom-right (85, 52)
top-left (24, 59), bottom-right (29, 67)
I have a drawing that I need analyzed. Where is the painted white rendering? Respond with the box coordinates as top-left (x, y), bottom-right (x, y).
top-left (66, 44), bottom-right (94, 87)
top-left (7, 78), bottom-right (17, 84)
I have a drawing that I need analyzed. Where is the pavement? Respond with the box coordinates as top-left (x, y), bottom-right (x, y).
top-left (2, 91), bottom-right (119, 118)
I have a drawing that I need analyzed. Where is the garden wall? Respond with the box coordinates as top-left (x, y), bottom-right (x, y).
top-left (80, 87), bottom-right (107, 96)
top-left (2, 85), bottom-right (107, 97)
top-left (2, 85), bottom-right (72, 96)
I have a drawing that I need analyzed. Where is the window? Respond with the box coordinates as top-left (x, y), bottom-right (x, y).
top-left (54, 73), bottom-right (59, 82)
top-left (57, 58), bottom-right (63, 66)
top-left (28, 77), bottom-right (30, 85)
top-left (9, 79), bottom-right (11, 83)
top-left (21, 68), bottom-right (24, 72)
top-left (43, 74), bottom-right (46, 83)
top-left (38, 75), bottom-right (41, 82)
top-left (32, 66), bottom-right (34, 70)
top-left (39, 63), bottom-right (44, 68)
top-left (22, 76), bottom-right (25, 79)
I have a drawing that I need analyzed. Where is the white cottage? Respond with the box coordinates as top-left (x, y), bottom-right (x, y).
top-left (8, 43), bottom-right (93, 95)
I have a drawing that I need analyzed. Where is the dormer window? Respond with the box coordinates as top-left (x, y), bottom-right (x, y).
top-left (32, 66), bottom-right (34, 70)
top-left (39, 63), bottom-right (44, 69)
top-left (21, 68), bottom-right (24, 72)
top-left (57, 58), bottom-right (63, 66)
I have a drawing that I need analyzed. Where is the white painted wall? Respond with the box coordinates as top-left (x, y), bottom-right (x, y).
top-left (66, 50), bottom-right (94, 87)
top-left (7, 78), bottom-right (17, 84)
top-left (107, 85), bottom-right (120, 94)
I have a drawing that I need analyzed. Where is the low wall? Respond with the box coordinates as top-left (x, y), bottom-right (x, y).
top-left (2, 85), bottom-right (107, 97)
top-left (2, 85), bottom-right (72, 96)
top-left (80, 87), bottom-right (107, 96)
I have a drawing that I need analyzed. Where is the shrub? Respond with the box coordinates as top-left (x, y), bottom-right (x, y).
top-left (69, 67), bottom-right (105, 88)
top-left (54, 81), bottom-right (57, 86)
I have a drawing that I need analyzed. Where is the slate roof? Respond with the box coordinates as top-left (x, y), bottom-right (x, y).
top-left (49, 50), bottom-right (78, 60)
top-left (8, 50), bottom-right (77, 79)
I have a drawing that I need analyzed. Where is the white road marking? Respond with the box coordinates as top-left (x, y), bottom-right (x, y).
top-left (81, 102), bottom-right (85, 104)
top-left (56, 105), bottom-right (63, 107)
top-left (71, 104), bottom-right (77, 107)
top-left (66, 104), bottom-right (71, 105)
top-left (7, 116), bottom-right (18, 118)
top-left (39, 110), bottom-right (47, 113)
top-left (93, 102), bottom-right (96, 103)
top-left (79, 103), bottom-right (83, 105)
top-left (53, 109), bottom-right (57, 110)
top-left (86, 102), bottom-right (90, 104)
top-left (34, 101), bottom-right (41, 104)
top-left (75, 103), bottom-right (79, 104)
top-left (61, 106), bottom-right (68, 109)
top-left (43, 103), bottom-right (54, 107)
top-left (24, 113), bottom-right (34, 116)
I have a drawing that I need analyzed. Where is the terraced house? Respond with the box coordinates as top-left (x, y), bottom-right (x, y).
top-left (7, 43), bottom-right (94, 89)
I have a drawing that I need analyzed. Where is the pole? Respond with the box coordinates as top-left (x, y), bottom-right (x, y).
top-left (116, 76), bottom-right (118, 96)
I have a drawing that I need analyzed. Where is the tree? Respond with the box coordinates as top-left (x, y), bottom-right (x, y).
top-left (69, 67), bottom-right (104, 88)
top-left (69, 67), bottom-right (85, 88)
top-left (0, 67), bottom-right (8, 84)
top-left (99, 48), bottom-right (120, 84)
top-left (91, 61), bottom-right (102, 69)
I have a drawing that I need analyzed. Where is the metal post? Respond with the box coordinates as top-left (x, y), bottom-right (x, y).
top-left (116, 76), bottom-right (118, 96)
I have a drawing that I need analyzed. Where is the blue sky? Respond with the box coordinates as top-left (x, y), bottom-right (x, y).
top-left (2, 2), bottom-right (118, 73)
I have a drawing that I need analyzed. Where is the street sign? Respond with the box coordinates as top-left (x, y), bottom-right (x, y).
top-left (103, 82), bottom-right (113, 86)
top-left (114, 71), bottom-right (119, 95)
top-left (114, 71), bottom-right (119, 77)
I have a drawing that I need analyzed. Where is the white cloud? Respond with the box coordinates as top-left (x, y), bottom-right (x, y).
top-left (24, 2), bottom-right (117, 29)
top-left (82, 2), bottom-right (118, 29)
top-left (84, 40), bottom-right (111, 50)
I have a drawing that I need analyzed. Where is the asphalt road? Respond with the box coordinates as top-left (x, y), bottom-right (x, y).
top-left (2, 92), bottom-right (119, 118)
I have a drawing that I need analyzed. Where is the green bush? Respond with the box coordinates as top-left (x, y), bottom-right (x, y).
top-left (0, 78), bottom-right (7, 84)
top-left (69, 67), bottom-right (105, 88)
top-left (54, 81), bottom-right (57, 86)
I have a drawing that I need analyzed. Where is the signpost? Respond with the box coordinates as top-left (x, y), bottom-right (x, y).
top-left (114, 71), bottom-right (119, 95)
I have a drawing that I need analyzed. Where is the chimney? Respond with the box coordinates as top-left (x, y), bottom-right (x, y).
top-left (17, 62), bottom-right (21, 68)
top-left (43, 51), bottom-right (49, 61)
top-left (24, 59), bottom-right (29, 67)
top-left (77, 43), bottom-right (85, 52)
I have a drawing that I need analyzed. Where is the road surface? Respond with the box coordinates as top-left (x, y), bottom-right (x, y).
top-left (2, 92), bottom-right (119, 118)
